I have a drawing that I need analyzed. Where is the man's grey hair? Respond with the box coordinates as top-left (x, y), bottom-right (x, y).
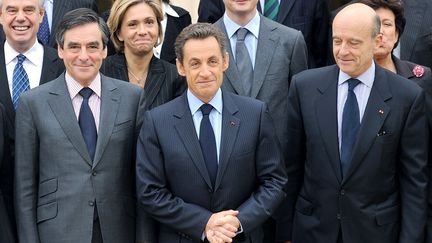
top-left (55, 8), bottom-right (109, 49)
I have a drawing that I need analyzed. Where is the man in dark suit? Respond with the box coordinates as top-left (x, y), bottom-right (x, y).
top-left (398, 0), bottom-right (432, 70)
top-left (14, 9), bottom-right (145, 243)
top-left (136, 23), bottom-right (287, 243)
top-left (0, 103), bottom-right (14, 243)
top-left (0, 0), bottom-right (64, 241)
top-left (285, 3), bottom-right (428, 243)
top-left (214, 0), bottom-right (307, 241)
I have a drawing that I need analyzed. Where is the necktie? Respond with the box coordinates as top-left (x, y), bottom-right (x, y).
top-left (79, 87), bottom-right (97, 161)
top-left (37, 10), bottom-right (50, 45)
top-left (236, 28), bottom-right (254, 96)
top-left (199, 104), bottom-right (218, 186)
top-left (264, 0), bottom-right (280, 21)
top-left (340, 78), bottom-right (361, 177)
top-left (12, 54), bottom-right (30, 110)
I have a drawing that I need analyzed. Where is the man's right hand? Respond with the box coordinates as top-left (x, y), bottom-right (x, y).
top-left (205, 210), bottom-right (240, 243)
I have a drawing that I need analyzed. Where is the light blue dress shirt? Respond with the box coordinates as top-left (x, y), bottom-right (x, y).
top-left (187, 89), bottom-right (223, 162)
top-left (337, 62), bottom-right (375, 150)
top-left (223, 11), bottom-right (260, 69)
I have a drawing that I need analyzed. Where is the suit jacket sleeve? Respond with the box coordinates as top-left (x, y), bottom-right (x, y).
top-left (14, 95), bottom-right (41, 243)
top-left (399, 90), bottom-right (429, 243)
top-left (276, 76), bottom-right (306, 241)
top-left (136, 111), bottom-right (212, 242)
top-left (235, 103), bottom-right (287, 235)
top-left (289, 31), bottom-right (309, 83)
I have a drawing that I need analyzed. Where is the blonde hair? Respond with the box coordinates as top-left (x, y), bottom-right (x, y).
top-left (107, 0), bottom-right (163, 53)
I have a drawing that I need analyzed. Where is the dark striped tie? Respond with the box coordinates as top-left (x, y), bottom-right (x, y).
top-left (264, 0), bottom-right (280, 21)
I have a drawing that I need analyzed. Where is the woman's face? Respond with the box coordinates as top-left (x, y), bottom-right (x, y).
top-left (117, 3), bottom-right (159, 55)
top-left (374, 7), bottom-right (399, 59)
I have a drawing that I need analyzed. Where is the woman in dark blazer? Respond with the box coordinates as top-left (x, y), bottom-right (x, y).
top-left (0, 103), bottom-right (14, 243)
top-left (156, 0), bottom-right (191, 64)
top-left (102, 0), bottom-right (186, 111)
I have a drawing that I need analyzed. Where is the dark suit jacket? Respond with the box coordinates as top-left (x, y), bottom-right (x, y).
top-left (0, 44), bottom-right (64, 242)
top-left (0, 103), bottom-right (14, 243)
top-left (136, 91), bottom-right (287, 242)
top-left (100, 54), bottom-right (186, 111)
top-left (285, 65), bottom-right (428, 243)
top-left (197, 0), bottom-right (224, 24)
top-left (14, 74), bottom-right (143, 243)
top-left (257, 0), bottom-right (330, 68)
top-left (215, 17), bottom-right (307, 240)
top-left (399, 0), bottom-right (432, 70)
top-left (160, 5), bottom-right (191, 64)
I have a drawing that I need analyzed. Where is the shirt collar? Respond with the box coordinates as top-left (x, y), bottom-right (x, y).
top-left (65, 72), bottom-right (102, 100)
top-left (4, 39), bottom-right (43, 66)
top-left (338, 61), bottom-right (375, 88)
top-left (187, 88), bottom-right (223, 116)
top-left (223, 10), bottom-right (260, 39)
top-left (162, 2), bottom-right (179, 18)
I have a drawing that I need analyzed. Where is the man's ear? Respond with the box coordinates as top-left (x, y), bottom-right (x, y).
top-left (222, 52), bottom-right (229, 71)
top-left (176, 58), bottom-right (186, 76)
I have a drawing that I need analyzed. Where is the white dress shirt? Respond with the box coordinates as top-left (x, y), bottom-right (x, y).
top-left (337, 62), bottom-right (375, 149)
top-left (187, 88), bottom-right (223, 162)
top-left (65, 72), bottom-right (102, 132)
top-left (5, 40), bottom-right (45, 97)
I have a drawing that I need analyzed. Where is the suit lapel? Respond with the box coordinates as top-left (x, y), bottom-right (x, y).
top-left (40, 46), bottom-right (61, 85)
top-left (276, 0), bottom-right (295, 23)
top-left (174, 94), bottom-right (213, 188)
top-left (143, 57), bottom-right (166, 108)
top-left (251, 17), bottom-right (278, 98)
top-left (214, 19), bottom-right (245, 95)
top-left (0, 43), bottom-right (15, 133)
top-left (47, 75), bottom-right (93, 166)
top-left (342, 68), bottom-right (391, 182)
top-left (316, 67), bottom-right (342, 183)
top-left (92, 76), bottom-right (120, 168)
top-left (215, 92), bottom-right (240, 190)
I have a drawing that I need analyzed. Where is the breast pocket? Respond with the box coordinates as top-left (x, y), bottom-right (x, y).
top-left (112, 119), bottom-right (133, 133)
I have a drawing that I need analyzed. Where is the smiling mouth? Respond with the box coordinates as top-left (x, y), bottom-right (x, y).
top-left (13, 26), bottom-right (30, 31)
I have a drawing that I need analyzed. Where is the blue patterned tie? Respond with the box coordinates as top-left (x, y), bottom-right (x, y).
top-left (236, 28), bottom-right (253, 96)
top-left (199, 104), bottom-right (218, 186)
top-left (37, 11), bottom-right (50, 45)
top-left (264, 0), bottom-right (280, 21)
top-left (12, 54), bottom-right (30, 110)
top-left (79, 88), bottom-right (97, 161)
top-left (340, 78), bottom-right (361, 177)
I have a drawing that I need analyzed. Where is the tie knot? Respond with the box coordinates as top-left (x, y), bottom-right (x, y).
top-left (200, 104), bottom-right (213, 116)
top-left (347, 78), bottom-right (361, 91)
top-left (236, 28), bottom-right (248, 41)
top-left (79, 87), bottom-right (93, 99)
top-left (16, 54), bottom-right (26, 64)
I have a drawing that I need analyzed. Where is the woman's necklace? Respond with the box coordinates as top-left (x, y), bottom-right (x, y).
top-left (127, 68), bottom-right (146, 87)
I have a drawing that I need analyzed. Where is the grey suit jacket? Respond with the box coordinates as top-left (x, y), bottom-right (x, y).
top-left (15, 73), bottom-right (143, 243)
top-left (136, 91), bottom-right (287, 242)
top-left (285, 65), bottom-right (428, 243)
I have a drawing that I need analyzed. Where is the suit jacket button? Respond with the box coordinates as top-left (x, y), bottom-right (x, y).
top-left (340, 189), bottom-right (345, 195)
top-left (337, 213), bottom-right (341, 220)
top-left (92, 171), bottom-right (97, 176)
top-left (89, 201), bottom-right (95, 206)
top-left (208, 188), bottom-right (213, 193)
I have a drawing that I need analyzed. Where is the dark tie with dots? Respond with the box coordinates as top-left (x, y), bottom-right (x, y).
top-left (236, 28), bottom-right (254, 96)
top-left (79, 87), bottom-right (97, 161)
top-left (340, 78), bottom-right (361, 177)
top-left (199, 104), bottom-right (218, 186)
top-left (37, 10), bottom-right (50, 45)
